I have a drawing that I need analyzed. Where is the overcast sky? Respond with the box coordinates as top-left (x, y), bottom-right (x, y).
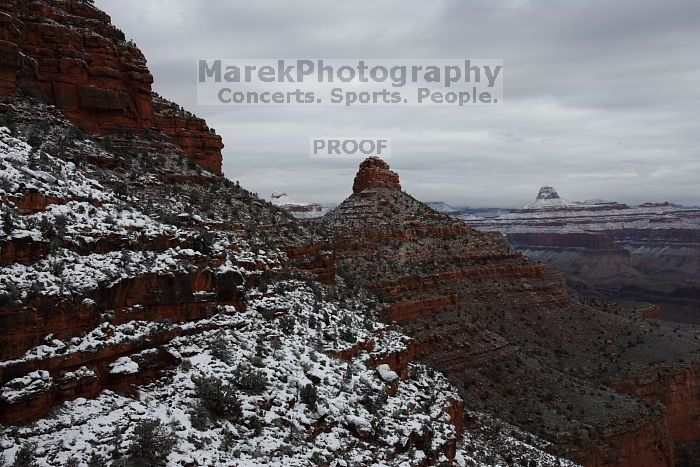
top-left (95, 0), bottom-right (700, 208)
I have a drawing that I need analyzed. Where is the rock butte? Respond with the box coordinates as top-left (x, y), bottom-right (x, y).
top-left (321, 157), bottom-right (700, 466)
top-left (352, 156), bottom-right (401, 194)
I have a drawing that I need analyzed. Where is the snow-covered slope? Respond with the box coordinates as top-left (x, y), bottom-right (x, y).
top-left (0, 103), bottom-right (575, 466)
top-left (0, 281), bottom-right (461, 466)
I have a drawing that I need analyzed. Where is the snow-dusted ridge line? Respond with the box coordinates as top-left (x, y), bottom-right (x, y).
top-left (0, 282), bottom-right (459, 465)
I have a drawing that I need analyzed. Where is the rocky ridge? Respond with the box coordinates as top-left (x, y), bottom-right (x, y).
top-left (319, 159), bottom-right (700, 466)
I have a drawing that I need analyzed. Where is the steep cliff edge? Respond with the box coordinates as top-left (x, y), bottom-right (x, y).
top-left (320, 158), bottom-right (700, 466)
top-left (0, 0), bottom-right (223, 174)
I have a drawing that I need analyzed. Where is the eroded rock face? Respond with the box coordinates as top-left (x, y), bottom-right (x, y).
top-left (352, 156), bottom-right (401, 194)
top-left (0, 0), bottom-right (223, 174)
top-left (151, 95), bottom-right (224, 175)
top-left (321, 157), bottom-right (700, 466)
top-left (611, 364), bottom-right (700, 465)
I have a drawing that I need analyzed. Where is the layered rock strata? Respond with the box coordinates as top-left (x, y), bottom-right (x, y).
top-left (320, 158), bottom-right (700, 466)
top-left (0, 0), bottom-right (223, 173)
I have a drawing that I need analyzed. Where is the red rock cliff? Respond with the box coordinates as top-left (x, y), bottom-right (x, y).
top-left (0, 0), bottom-right (223, 174)
top-left (352, 156), bottom-right (401, 194)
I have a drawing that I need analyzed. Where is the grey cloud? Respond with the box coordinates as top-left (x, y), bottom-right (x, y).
top-left (95, 0), bottom-right (700, 207)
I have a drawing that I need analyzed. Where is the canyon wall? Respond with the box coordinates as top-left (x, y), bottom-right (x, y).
top-left (0, 0), bottom-right (223, 173)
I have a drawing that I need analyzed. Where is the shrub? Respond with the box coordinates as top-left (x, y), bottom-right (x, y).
top-left (232, 364), bottom-right (268, 394)
top-left (208, 335), bottom-right (232, 363)
top-left (0, 176), bottom-right (12, 192)
top-left (113, 27), bottom-right (126, 42)
top-left (300, 383), bottom-right (318, 410)
top-left (159, 212), bottom-right (181, 226)
top-left (278, 315), bottom-right (295, 335)
top-left (2, 282), bottom-right (20, 302)
top-left (339, 327), bottom-right (356, 343)
top-left (221, 427), bottom-right (236, 451)
top-left (1, 207), bottom-right (17, 236)
top-left (255, 338), bottom-right (269, 358)
top-left (192, 374), bottom-right (242, 419)
top-left (26, 280), bottom-right (42, 299)
top-left (48, 255), bottom-right (66, 275)
top-left (11, 443), bottom-right (37, 467)
top-left (0, 111), bottom-right (18, 134)
top-left (53, 214), bottom-right (68, 236)
top-left (310, 451), bottom-right (325, 465)
top-left (248, 415), bottom-right (264, 436)
top-left (194, 229), bottom-right (214, 255)
top-left (125, 419), bottom-right (175, 467)
top-left (344, 364), bottom-right (354, 383)
top-left (188, 401), bottom-right (210, 430)
top-left (111, 425), bottom-right (125, 462)
top-left (38, 216), bottom-right (55, 236)
top-left (190, 191), bottom-right (201, 206)
top-left (307, 314), bottom-right (318, 329)
top-left (26, 129), bottom-right (42, 150)
top-left (86, 453), bottom-right (105, 467)
top-left (269, 338), bottom-right (282, 351)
